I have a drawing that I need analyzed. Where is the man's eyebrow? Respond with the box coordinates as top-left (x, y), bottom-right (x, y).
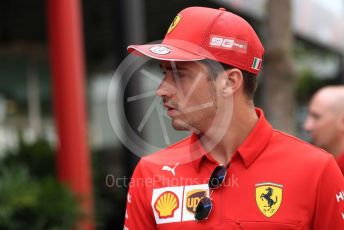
top-left (159, 63), bottom-right (189, 71)
top-left (159, 63), bottom-right (172, 70)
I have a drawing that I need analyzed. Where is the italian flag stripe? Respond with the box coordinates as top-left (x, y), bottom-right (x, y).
top-left (252, 58), bottom-right (262, 70)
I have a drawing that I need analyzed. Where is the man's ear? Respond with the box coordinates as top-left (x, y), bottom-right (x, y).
top-left (220, 68), bottom-right (243, 98)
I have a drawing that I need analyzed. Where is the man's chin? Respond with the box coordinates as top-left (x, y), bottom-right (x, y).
top-left (171, 119), bottom-right (191, 131)
top-left (171, 122), bottom-right (189, 131)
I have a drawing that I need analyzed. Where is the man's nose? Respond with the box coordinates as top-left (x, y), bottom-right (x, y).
top-left (303, 117), bottom-right (313, 132)
top-left (156, 76), bottom-right (176, 97)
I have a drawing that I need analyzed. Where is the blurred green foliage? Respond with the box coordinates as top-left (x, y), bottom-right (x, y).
top-left (91, 149), bottom-right (125, 229)
top-left (294, 39), bottom-right (340, 104)
top-left (2, 138), bottom-right (55, 178)
top-left (296, 69), bottom-right (337, 104)
top-left (0, 138), bottom-right (82, 230)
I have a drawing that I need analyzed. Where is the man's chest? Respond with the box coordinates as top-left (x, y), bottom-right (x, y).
top-left (148, 169), bottom-right (314, 230)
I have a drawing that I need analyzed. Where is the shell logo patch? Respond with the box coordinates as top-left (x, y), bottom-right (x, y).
top-left (154, 191), bottom-right (179, 219)
top-left (151, 186), bottom-right (183, 224)
top-left (185, 189), bottom-right (207, 213)
top-left (255, 182), bottom-right (283, 218)
top-left (151, 184), bottom-right (208, 224)
top-left (167, 14), bottom-right (181, 34)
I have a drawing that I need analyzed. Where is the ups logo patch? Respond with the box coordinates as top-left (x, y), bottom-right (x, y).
top-left (185, 189), bottom-right (207, 213)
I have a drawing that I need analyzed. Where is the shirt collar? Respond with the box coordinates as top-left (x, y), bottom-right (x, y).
top-left (236, 108), bottom-right (273, 168)
top-left (189, 108), bottom-right (273, 171)
top-left (189, 133), bottom-right (209, 172)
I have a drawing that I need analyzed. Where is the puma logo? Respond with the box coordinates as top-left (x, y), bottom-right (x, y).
top-left (162, 162), bottom-right (179, 176)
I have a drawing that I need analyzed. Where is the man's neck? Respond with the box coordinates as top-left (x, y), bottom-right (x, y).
top-left (199, 106), bottom-right (259, 166)
top-left (327, 138), bottom-right (344, 157)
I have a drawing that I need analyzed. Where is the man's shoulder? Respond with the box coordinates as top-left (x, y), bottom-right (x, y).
top-left (130, 135), bottom-right (196, 181)
top-left (138, 135), bottom-right (193, 167)
top-left (270, 129), bottom-right (331, 161)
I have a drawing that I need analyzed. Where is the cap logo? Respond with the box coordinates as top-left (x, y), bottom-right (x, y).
top-left (167, 15), bottom-right (181, 34)
top-left (149, 46), bottom-right (171, 55)
top-left (252, 57), bottom-right (262, 70)
top-left (210, 35), bottom-right (247, 53)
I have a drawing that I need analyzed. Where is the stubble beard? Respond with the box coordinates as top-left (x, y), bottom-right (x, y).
top-left (171, 107), bottom-right (216, 134)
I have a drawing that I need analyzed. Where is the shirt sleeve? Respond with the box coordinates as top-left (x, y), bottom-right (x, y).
top-left (313, 156), bottom-right (344, 229)
top-left (124, 160), bottom-right (156, 230)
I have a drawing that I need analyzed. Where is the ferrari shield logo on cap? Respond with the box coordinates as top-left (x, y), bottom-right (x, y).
top-left (167, 15), bottom-right (181, 34)
top-left (255, 182), bottom-right (283, 217)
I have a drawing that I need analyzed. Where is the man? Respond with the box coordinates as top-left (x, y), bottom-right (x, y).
top-left (304, 86), bottom-right (344, 174)
top-left (124, 7), bottom-right (344, 229)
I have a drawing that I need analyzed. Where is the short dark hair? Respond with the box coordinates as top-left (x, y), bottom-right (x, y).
top-left (200, 59), bottom-right (257, 100)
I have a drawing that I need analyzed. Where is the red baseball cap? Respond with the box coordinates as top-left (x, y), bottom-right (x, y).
top-left (128, 7), bottom-right (264, 75)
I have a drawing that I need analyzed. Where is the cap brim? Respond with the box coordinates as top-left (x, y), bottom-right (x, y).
top-left (127, 44), bottom-right (205, 62)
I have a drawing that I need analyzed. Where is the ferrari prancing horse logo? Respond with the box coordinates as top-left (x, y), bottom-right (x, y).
top-left (255, 182), bottom-right (283, 217)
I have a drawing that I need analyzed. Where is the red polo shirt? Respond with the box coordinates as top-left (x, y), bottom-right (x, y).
top-left (336, 153), bottom-right (344, 175)
top-left (124, 109), bottom-right (344, 229)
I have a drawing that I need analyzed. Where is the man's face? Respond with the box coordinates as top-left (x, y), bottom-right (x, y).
top-left (303, 94), bottom-right (340, 150)
top-left (156, 61), bottom-right (219, 132)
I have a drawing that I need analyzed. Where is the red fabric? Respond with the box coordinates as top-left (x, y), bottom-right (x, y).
top-left (128, 7), bottom-right (264, 75)
top-left (336, 153), bottom-right (344, 175)
top-left (124, 109), bottom-right (344, 229)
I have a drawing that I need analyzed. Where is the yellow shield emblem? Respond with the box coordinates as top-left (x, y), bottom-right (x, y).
top-left (167, 15), bottom-right (181, 34)
top-left (255, 182), bottom-right (283, 217)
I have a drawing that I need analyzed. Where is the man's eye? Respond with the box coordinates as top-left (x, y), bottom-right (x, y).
top-left (174, 71), bottom-right (186, 77)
